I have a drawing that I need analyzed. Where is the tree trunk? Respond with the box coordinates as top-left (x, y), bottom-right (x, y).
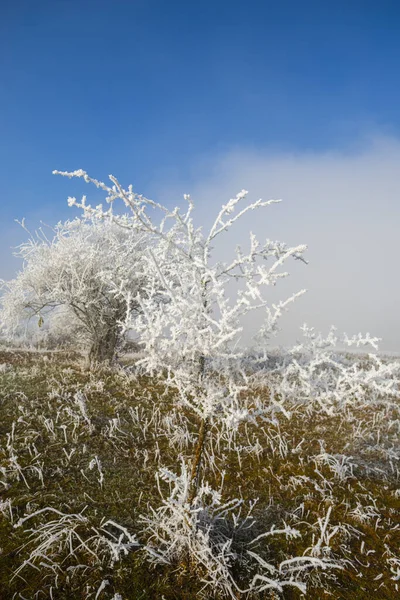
top-left (87, 327), bottom-right (118, 367)
top-left (188, 416), bottom-right (209, 504)
top-left (188, 282), bottom-right (210, 504)
top-left (187, 349), bottom-right (209, 504)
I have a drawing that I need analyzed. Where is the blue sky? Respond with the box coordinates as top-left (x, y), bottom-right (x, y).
top-left (2, 0), bottom-right (400, 210)
top-left (1, 1), bottom-right (400, 350)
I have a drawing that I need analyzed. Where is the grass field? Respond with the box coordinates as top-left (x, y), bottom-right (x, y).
top-left (0, 349), bottom-right (399, 599)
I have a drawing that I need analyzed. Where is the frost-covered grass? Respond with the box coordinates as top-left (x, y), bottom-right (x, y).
top-left (0, 349), bottom-right (399, 599)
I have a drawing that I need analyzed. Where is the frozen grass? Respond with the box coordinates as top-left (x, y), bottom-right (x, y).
top-left (0, 349), bottom-right (399, 599)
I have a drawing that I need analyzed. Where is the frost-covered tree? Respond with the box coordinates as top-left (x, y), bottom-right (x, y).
top-left (55, 172), bottom-right (307, 483)
top-left (0, 218), bottom-right (149, 364)
top-left (52, 169), bottom-right (400, 596)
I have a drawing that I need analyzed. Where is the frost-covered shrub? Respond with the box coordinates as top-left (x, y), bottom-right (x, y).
top-left (52, 169), bottom-right (363, 593)
top-left (259, 325), bottom-right (400, 414)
